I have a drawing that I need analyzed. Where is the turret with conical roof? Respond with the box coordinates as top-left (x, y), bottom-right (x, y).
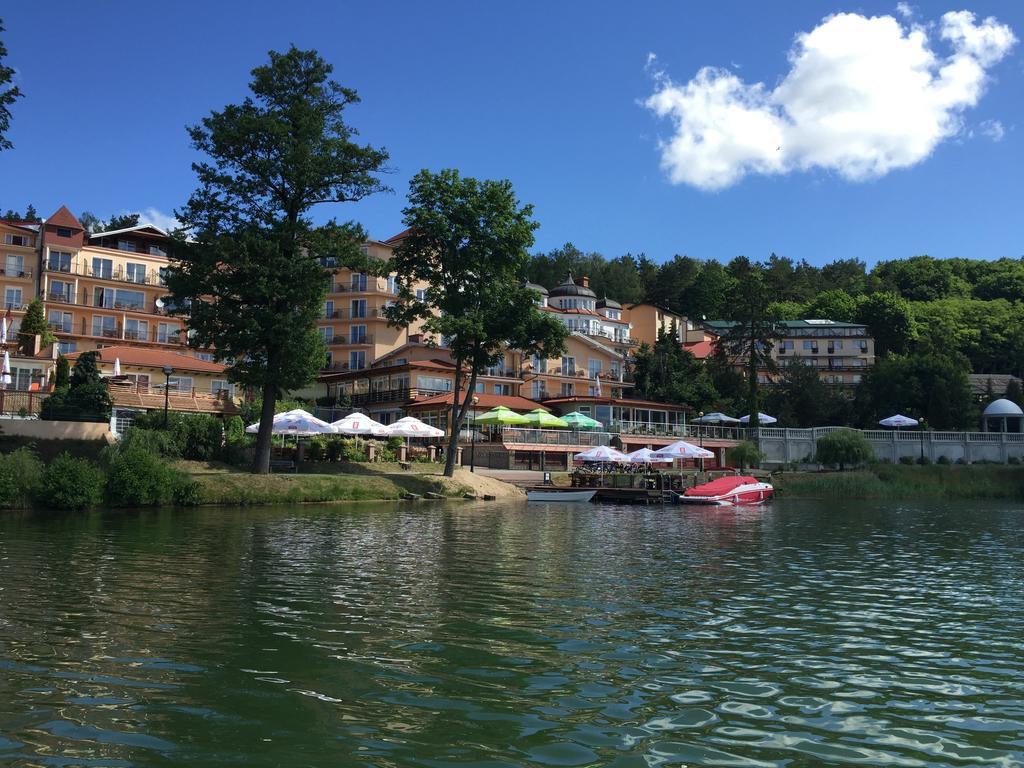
top-left (548, 272), bottom-right (597, 299)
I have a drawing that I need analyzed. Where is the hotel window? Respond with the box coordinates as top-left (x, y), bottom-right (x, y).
top-left (531, 380), bottom-right (543, 399)
top-left (416, 375), bottom-right (453, 392)
top-left (195, 352), bottom-right (214, 362)
top-left (349, 351), bottom-right (366, 370)
top-left (588, 359), bottom-right (602, 379)
top-left (149, 245), bottom-right (167, 257)
top-left (125, 373), bottom-right (151, 390)
top-left (5, 253), bottom-right (25, 276)
top-left (319, 326), bottom-right (333, 343)
top-left (324, 300), bottom-right (334, 318)
top-left (350, 324), bottom-right (367, 343)
top-left (93, 287), bottom-right (115, 308)
top-left (124, 319), bottom-right (148, 340)
top-left (350, 299), bottom-right (366, 318)
top-left (92, 257), bottom-right (113, 279)
top-left (474, 381), bottom-right (485, 393)
top-left (350, 272), bottom-right (367, 291)
top-left (415, 288), bottom-right (427, 302)
top-left (779, 340), bottom-right (794, 354)
top-left (158, 267), bottom-right (169, 286)
top-left (56, 227), bottom-right (73, 238)
top-left (560, 356), bottom-right (576, 376)
top-left (560, 382), bottom-right (574, 396)
top-left (48, 251), bottom-right (72, 272)
top-left (493, 384), bottom-right (511, 396)
top-left (48, 279), bottom-right (72, 303)
top-left (13, 367), bottom-right (42, 390)
top-left (157, 322), bottom-right (178, 343)
top-left (4, 287), bottom-right (22, 309)
top-left (125, 262), bottom-right (147, 283)
top-left (5, 233), bottom-right (29, 247)
top-left (609, 362), bottom-right (621, 379)
top-left (168, 376), bottom-right (193, 393)
top-left (58, 341), bottom-right (77, 355)
top-left (386, 276), bottom-right (397, 294)
top-left (606, 309), bottom-right (620, 320)
top-left (48, 310), bottom-right (72, 333)
top-left (114, 289), bottom-right (145, 310)
top-left (117, 240), bottom-right (136, 252)
top-left (92, 315), bottom-right (117, 338)
top-left (211, 380), bottom-right (235, 397)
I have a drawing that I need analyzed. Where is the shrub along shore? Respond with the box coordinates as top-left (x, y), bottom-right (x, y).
top-left (0, 411), bottom-right (521, 512)
top-left (774, 464), bottom-right (1024, 500)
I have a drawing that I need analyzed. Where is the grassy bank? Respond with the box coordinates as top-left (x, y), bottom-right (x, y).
top-left (180, 461), bottom-right (523, 506)
top-left (774, 465), bottom-right (1024, 501)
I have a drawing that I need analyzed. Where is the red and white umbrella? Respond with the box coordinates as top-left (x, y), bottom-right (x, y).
top-left (245, 409), bottom-right (335, 436)
top-left (386, 416), bottom-right (445, 438)
top-left (650, 440), bottom-right (714, 461)
top-left (574, 445), bottom-right (629, 463)
top-left (331, 412), bottom-right (389, 436)
top-left (625, 447), bottom-right (671, 464)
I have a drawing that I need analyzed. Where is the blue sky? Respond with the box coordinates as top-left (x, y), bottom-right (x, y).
top-left (1, 1), bottom-right (1021, 267)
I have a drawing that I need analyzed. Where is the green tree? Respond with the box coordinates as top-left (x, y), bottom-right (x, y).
top-left (1005, 379), bottom-right (1023, 409)
top-left (79, 211), bottom-right (103, 233)
top-left (686, 260), bottom-right (736, 319)
top-left (384, 168), bottom-right (568, 476)
top-left (719, 258), bottom-right (780, 428)
top-left (0, 19), bottom-right (22, 151)
top-left (16, 297), bottom-right (55, 355)
top-left (168, 47), bottom-right (388, 474)
top-left (23, 203), bottom-right (37, 222)
top-left (632, 323), bottom-right (718, 409)
top-left (53, 355), bottom-right (70, 389)
top-left (766, 357), bottom-right (829, 428)
top-left (105, 212), bottom-right (140, 231)
top-left (815, 429), bottom-right (873, 470)
top-left (855, 352), bottom-right (974, 430)
top-left (805, 289), bottom-right (858, 322)
top-left (726, 441), bottom-right (764, 470)
top-left (855, 292), bottom-right (916, 356)
top-left (820, 258), bottom-right (868, 296)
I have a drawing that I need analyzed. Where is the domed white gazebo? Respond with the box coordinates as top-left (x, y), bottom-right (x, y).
top-left (981, 398), bottom-right (1024, 433)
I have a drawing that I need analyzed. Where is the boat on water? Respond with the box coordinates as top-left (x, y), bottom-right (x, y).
top-left (679, 475), bottom-right (774, 506)
top-left (526, 488), bottom-right (597, 503)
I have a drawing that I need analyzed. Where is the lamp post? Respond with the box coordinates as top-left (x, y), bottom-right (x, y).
top-left (698, 411), bottom-right (705, 472)
top-left (162, 365), bottom-right (173, 428)
top-left (918, 417), bottom-right (926, 462)
top-left (470, 395), bottom-right (479, 473)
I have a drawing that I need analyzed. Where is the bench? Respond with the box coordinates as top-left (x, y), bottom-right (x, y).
top-left (270, 460), bottom-right (296, 473)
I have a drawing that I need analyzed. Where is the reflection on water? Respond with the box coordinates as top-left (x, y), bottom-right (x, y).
top-left (1, 500), bottom-right (1023, 766)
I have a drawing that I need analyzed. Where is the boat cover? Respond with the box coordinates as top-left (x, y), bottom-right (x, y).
top-left (683, 475), bottom-right (760, 497)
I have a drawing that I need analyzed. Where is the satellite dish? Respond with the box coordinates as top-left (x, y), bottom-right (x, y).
top-left (155, 298), bottom-right (165, 308)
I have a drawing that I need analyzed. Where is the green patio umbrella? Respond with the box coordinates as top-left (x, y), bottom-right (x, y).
top-left (473, 405), bottom-right (530, 426)
top-left (522, 408), bottom-right (569, 428)
top-left (560, 411), bottom-right (603, 430)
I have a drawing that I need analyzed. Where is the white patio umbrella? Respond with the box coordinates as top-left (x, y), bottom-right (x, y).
top-left (245, 409), bottom-right (335, 435)
top-left (1, 350), bottom-right (11, 386)
top-left (331, 412), bottom-right (389, 436)
top-left (739, 412), bottom-right (778, 425)
top-left (574, 445), bottom-right (629, 462)
top-left (693, 412), bottom-right (740, 424)
top-left (113, 357), bottom-right (122, 376)
top-left (386, 416), bottom-right (445, 438)
top-left (650, 440), bottom-right (715, 461)
top-left (879, 414), bottom-right (919, 428)
top-left (0, 315), bottom-right (7, 346)
top-left (626, 447), bottom-right (671, 464)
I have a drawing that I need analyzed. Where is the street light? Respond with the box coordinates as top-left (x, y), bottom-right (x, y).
top-left (918, 417), bottom-right (926, 462)
top-left (698, 411), bottom-right (705, 472)
top-left (162, 365), bottom-right (173, 428)
top-left (470, 395), bottom-right (479, 473)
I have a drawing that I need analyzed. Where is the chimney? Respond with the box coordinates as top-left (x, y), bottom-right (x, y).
top-left (579, 276), bottom-right (590, 288)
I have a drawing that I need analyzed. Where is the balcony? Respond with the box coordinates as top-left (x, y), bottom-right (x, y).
top-left (325, 334), bottom-right (375, 346)
top-left (324, 307), bottom-right (383, 320)
top-left (327, 282), bottom-right (399, 296)
top-left (72, 318), bottom-right (186, 345)
top-left (44, 261), bottom-right (167, 287)
top-left (1, 266), bottom-right (32, 279)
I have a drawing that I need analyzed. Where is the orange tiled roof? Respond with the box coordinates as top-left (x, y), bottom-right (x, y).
top-left (45, 206), bottom-right (83, 230)
top-left (67, 346), bottom-right (226, 374)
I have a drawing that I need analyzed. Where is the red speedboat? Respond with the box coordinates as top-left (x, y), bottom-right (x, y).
top-left (680, 475), bottom-right (774, 506)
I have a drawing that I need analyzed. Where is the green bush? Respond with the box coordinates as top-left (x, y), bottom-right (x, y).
top-left (173, 479), bottom-right (203, 506)
top-left (899, 455), bottom-right (915, 465)
top-left (106, 448), bottom-right (180, 506)
top-left (224, 415), bottom-right (245, 443)
top-left (326, 439), bottom-right (344, 462)
top-left (38, 453), bottom-right (105, 510)
top-left (815, 429), bottom-right (873, 470)
top-left (1008, 456), bottom-right (1021, 466)
top-left (916, 455), bottom-right (932, 465)
top-left (0, 447), bottom-right (44, 508)
top-left (341, 439), bottom-right (368, 462)
top-left (726, 440), bottom-right (764, 470)
top-left (936, 455), bottom-right (951, 465)
top-left (956, 457), bottom-right (968, 465)
top-left (119, 427), bottom-right (181, 458)
top-left (130, 411), bottom-right (224, 461)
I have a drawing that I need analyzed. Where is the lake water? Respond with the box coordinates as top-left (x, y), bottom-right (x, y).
top-left (1, 500), bottom-right (1023, 767)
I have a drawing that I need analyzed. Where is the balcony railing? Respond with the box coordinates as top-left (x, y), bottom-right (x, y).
top-left (71, 317), bottom-right (186, 345)
top-left (327, 283), bottom-right (399, 296)
top-left (43, 261), bottom-right (167, 287)
top-left (324, 307), bottom-right (383, 320)
top-left (346, 387), bottom-right (451, 406)
top-left (500, 427), bottom-right (612, 448)
top-left (609, 420), bottom-right (747, 441)
top-left (1, 266), bottom-right (32, 279)
top-left (325, 334), bottom-right (375, 346)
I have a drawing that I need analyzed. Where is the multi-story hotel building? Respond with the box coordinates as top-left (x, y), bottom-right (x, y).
top-left (702, 318), bottom-right (876, 385)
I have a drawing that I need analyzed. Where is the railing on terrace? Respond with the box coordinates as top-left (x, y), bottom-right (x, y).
top-left (347, 387), bottom-right (450, 406)
top-left (43, 262), bottom-right (168, 287)
top-left (69, 318), bottom-right (186, 345)
top-left (0, 389), bottom-right (45, 416)
top-left (609, 420), bottom-right (744, 441)
top-left (501, 427), bottom-right (612, 448)
top-left (324, 307), bottom-right (383, 320)
top-left (325, 334), bottom-right (375, 346)
top-left (1, 266), bottom-right (32, 279)
top-left (754, 426), bottom-right (1024, 443)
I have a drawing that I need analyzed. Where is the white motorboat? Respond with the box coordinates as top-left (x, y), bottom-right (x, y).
top-left (526, 488), bottom-right (597, 503)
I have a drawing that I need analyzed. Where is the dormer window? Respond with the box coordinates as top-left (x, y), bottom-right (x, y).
top-left (56, 227), bottom-right (73, 238)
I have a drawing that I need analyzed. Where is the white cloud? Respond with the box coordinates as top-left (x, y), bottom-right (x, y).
top-left (137, 207), bottom-right (181, 232)
top-left (644, 10), bottom-right (1016, 190)
top-left (896, 2), bottom-right (914, 20)
top-left (979, 119), bottom-right (1006, 141)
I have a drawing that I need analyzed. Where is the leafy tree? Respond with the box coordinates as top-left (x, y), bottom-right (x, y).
top-left (805, 289), bottom-right (857, 322)
top-left (384, 168), bottom-right (568, 476)
top-left (22, 203), bottom-right (37, 222)
top-left (815, 429), bottom-right (873, 470)
top-left (820, 258), bottom-right (868, 296)
top-left (53, 355), bottom-right (70, 389)
top-left (766, 357), bottom-right (830, 428)
top-left (855, 352), bottom-right (974, 430)
top-left (42, 351), bottom-right (113, 421)
top-left (726, 440), bottom-right (764, 470)
top-left (1006, 379), bottom-right (1023, 409)
top-left (685, 260), bottom-right (736, 319)
top-left (105, 212), bottom-right (140, 231)
top-left (70, 350), bottom-right (102, 387)
top-left (718, 258), bottom-right (780, 428)
top-left (855, 292), bottom-right (916, 356)
top-left (79, 211), bottom-right (103, 233)
top-left (168, 47), bottom-right (388, 474)
top-left (17, 297), bottom-right (55, 355)
top-left (0, 19), bottom-right (22, 151)
top-left (632, 323), bottom-right (717, 409)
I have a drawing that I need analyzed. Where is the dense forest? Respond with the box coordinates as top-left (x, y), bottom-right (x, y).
top-left (527, 245), bottom-right (1024, 430)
